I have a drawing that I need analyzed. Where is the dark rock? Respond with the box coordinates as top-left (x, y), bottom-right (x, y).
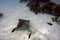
top-left (12, 28), bottom-right (16, 33)
top-left (42, 2), bottom-right (56, 10)
top-left (46, 2), bottom-right (56, 6)
top-left (27, 2), bottom-right (41, 15)
top-left (41, 7), bottom-right (47, 13)
top-left (27, 0), bottom-right (60, 16)
top-left (19, 0), bottom-right (28, 2)
top-left (28, 32), bottom-right (31, 38)
top-left (53, 5), bottom-right (60, 16)
top-left (30, 0), bottom-right (50, 3)
top-left (42, 2), bottom-right (60, 16)
top-left (39, 0), bottom-right (50, 3)
top-left (47, 22), bottom-right (53, 26)
top-left (0, 13), bottom-right (3, 17)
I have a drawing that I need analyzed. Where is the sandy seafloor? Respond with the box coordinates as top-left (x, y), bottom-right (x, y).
top-left (0, 0), bottom-right (60, 40)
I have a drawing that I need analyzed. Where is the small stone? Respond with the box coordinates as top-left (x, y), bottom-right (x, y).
top-left (28, 32), bottom-right (31, 38)
top-left (47, 22), bottom-right (53, 26)
top-left (0, 13), bottom-right (3, 17)
top-left (12, 28), bottom-right (16, 33)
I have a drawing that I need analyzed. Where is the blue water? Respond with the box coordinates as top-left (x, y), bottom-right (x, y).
top-left (0, 0), bottom-right (20, 12)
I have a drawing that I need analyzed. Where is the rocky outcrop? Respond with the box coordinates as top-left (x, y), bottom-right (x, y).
top-left (27, 0), bottom-right (60, 17)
